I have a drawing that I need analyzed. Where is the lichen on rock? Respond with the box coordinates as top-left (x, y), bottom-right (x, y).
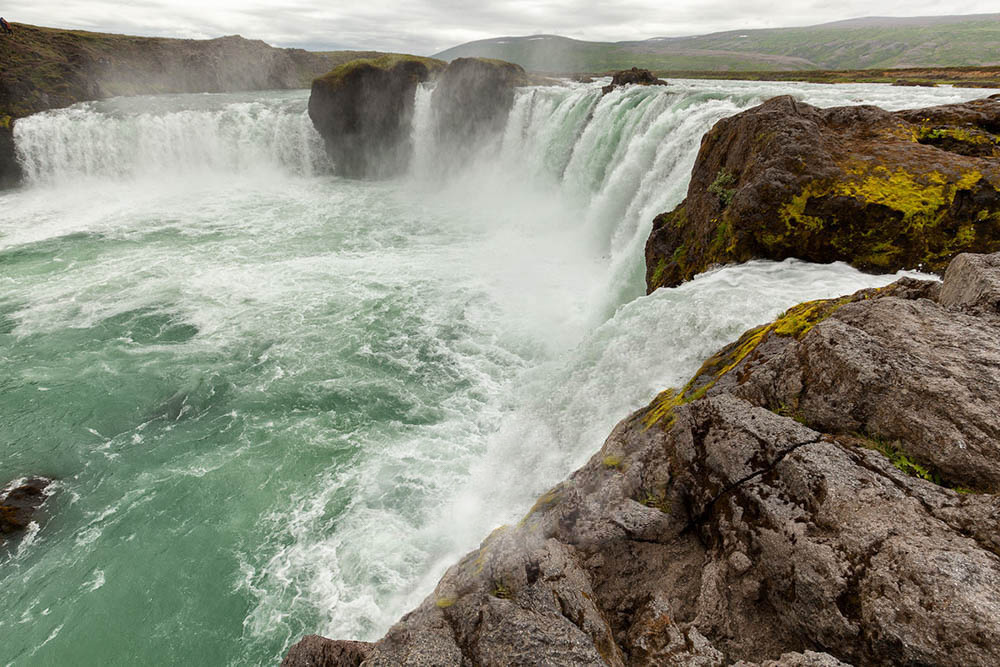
top-left (645, 94), bottom-right (1000, 291)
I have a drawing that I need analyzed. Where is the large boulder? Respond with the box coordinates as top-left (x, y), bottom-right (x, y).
top-left (601, 67), bottom-right (668, 95)
top-left (645, 94), bottom-right (1000, 291)
top-left (284, 254), bottom-right (1000, 666)
top-left (308, 55), bottom-right (445, 179)
top-left (430, 57), bottom-right (528, 155)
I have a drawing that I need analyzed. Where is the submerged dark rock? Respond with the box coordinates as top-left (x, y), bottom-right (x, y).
top-left (285, 252), bottom-right (1000, 666)
top-left (601, 67), bottom-right (668, 95)
top-left (308, 55), bottom-right (445, 179)
top-left (431, 57), bottom-right (528, 158)
top-left (645, 94), bottom-right (1000, 291)
top-left (0, 477), bottom-right (52, 545)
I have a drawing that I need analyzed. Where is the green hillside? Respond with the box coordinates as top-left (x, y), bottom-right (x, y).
top-left (434, 13), bottom-right (1000, 73)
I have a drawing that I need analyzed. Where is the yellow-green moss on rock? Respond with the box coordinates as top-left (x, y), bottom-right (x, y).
top-left (645, 95), bottom-right (1000, 291)
top-left (315, 54), bottom-right (446, 87)
top-left (643, 292), bottom-right (866, 428)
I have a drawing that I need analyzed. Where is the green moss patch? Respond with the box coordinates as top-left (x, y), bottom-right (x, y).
top-left (518, 483), bottom-right (566, 526)
top-left (602, 455), bottom-right (624, 470)
top-left (861, 434), bottom-right (979, 494)
top-left (316, 54), bottom-right (446, 86)
top-left (708, 168), bottom-right (737, 207)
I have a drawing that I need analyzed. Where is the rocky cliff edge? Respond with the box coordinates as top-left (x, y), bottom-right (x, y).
top-left (645, 95), bottom-right (1000, 291)
top-left (284, 251), bottom-right (1000, 666)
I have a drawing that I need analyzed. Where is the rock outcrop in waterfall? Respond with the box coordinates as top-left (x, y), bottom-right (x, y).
top-left (308, 55), bottom-right (530, 178)
top-left (308, 55), bottom-right (445, 179)
top-left (431, 57), bottom-right (528, 159)
top-left (283, 251), bottom-right (1000, 665)
top-left (645, 95), bottom-right (1000, 291)
top-left (0, 22), bottom-right (389, 187)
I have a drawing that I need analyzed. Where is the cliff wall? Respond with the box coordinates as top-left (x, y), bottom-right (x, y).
top-left (0, 22), bottom-right (387, 186)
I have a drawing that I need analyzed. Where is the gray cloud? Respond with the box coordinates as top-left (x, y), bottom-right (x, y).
top-left (4, 0), bottom-right (998, 54)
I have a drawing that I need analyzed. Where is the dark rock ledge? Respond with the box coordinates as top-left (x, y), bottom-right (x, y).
top-left (283, 253), bottom-right (1000, 667)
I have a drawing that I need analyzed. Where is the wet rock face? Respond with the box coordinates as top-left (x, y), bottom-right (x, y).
top-left (280, 635), bottom-right (372, 667)
top-left (601, 67), bottom-right (668, 95)
top-left (285, 253), bottom-right (1000, 666)
top-left (645, 94), bottom-right (1000, 291)
top-left (430, 58), bottom-right (527, 159)
top-left (0, 126), bottom-right (20, 188)
top-left (307, 55), bottom-right (445, 179)
top-left (0, 477), bottom-right (52, 545)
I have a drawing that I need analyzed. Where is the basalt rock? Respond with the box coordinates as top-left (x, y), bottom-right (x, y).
top-left (0, 125), bottom-right (19, 188)
top-left (286, 252), bottom-right (1000, 666)
top-left (308, 55), bottom-right (445, 179)
top-left (280, 635), bottom-right (373, 667)
top-left (602, 67), bottom-right (668, 95)
top-left (645, 94), bottom-right (1000, 292)
top-left (0, 477), bottom-right (52, 545)
top-left (431, 58), bottom-right (528, 159)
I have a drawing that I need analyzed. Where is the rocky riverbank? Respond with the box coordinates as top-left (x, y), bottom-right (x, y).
top-left (284, 251), bottom-right (1000, 665)
top-left (0, 22), bottom-right (389, 187)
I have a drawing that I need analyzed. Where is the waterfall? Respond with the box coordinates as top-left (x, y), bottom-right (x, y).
top-left (13, 94), bottom-right (331, 184)
top-left (404, 82), bottom-right (748, 302)
top-left (402, 78), bottom-right (998, 303)
top-left (408, 83), bottom-right (436, 178)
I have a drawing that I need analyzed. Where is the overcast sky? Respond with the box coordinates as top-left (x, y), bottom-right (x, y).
top-left (5, 1), bottom-right (998, 55)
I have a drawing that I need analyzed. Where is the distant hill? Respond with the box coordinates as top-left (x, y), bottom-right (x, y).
top-left (434, 13), bottom-right (1000, 73)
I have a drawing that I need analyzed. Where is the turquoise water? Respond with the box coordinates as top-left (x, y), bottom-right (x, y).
top-left (1, 82), bottom-right (990, 664)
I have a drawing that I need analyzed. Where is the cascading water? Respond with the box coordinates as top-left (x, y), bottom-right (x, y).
top-left (13, 91), bottom-right (330, 184)
top-left (1, 79), bottom-right (996, 666)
